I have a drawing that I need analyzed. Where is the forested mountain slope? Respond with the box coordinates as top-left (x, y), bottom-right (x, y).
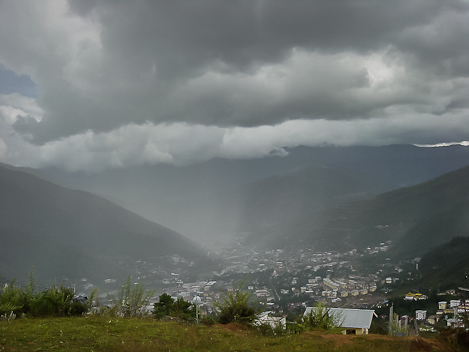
top-left (0, 163), bottom-right (213, 284)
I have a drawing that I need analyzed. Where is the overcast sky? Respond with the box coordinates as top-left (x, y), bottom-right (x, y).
top-left (1, 0), bottom-right (468, 172)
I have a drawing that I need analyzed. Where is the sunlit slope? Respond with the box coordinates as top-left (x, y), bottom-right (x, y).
top-left (0, 163), bottom-right (211, 283)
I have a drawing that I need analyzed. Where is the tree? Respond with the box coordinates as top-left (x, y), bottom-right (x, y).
top-left (153, 293), bottom-right (194, 320)
top-left (153, 293), bottom-right (175, 318)
top-left (214, 280), bottom-right (256, 325)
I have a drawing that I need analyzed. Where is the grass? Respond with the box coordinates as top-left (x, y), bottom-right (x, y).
top-left (0, 316), bottom-right (462, 351)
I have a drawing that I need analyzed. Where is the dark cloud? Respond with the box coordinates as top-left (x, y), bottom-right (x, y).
top-left (13, 114), bottom-right (39, 135)
top-left (75, 0), bottom-right (455, 74)
top-left (0, 0), bottom-right (468, 171)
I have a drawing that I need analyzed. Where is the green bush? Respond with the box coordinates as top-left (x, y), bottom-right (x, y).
top-left (0, 281), bottom-right (27, 315)
top-left (29, 285), bottom-right (86, 317)
top-left (106, 276), bottom-right (154, 317)
top-left (153, 293), bottom-right (195, 320)
top-left (388, 313), bottom-right (410, 336)
top-left (214, 280), bottom-right (256, 325)
top-left (200, 315), bottom-right (217, 326)
top-left (0, 279), bottom-right (87, 317)
top-left (255, 322), bottom-right (286, 337)
top-left (303, 302), bottom-right (343, 331)
top-left (286, 322), bottom-right (305, 335)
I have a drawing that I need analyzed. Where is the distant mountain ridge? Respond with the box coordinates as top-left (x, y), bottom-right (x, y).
top-left (408, 236), bottom-right (469, 290)
top-left (214, 163), bottom-right (380, 233)
top-left (245, 165), bottom-right (469, 258)
top-left (0, 163), bottom-right (213, 285)
top-left (22, 144), bottom-right (469, 244)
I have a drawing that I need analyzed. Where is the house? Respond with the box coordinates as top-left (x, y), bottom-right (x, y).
top-left (404, 292), bottom-right (416, 300)
top-left (303, 307), bottom-right (375, 335)
top-left (253, 311), bottom-right (286, 329)
top-left (457, 302), bottom-right (469, 314)
top-left (415, 310), bottom-right (427, 320)
top-left (404, 292), bottom-right (427, 301)
top-left (426, 315), bottom-right (438, 325)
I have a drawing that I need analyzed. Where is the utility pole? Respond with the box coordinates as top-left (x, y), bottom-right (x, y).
top-left (389, 304), bottom-right (393, 327)
top-left (192, 296), bottom-right (202, 324)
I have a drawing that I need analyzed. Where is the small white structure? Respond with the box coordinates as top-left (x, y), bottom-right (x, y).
top-left (253, 311), bottom-right (286, 329)
top-left (304, 307), bottom-right (374, 335)
top-left (415, 310), bottom-right (427, 321)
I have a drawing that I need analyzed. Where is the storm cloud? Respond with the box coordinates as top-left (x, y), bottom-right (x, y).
top-left (0, 0), bottom-right (468, 171)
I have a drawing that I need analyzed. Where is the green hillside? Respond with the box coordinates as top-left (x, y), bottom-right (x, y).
top-left (414, 236), bottom-right (469, 290)
top-left (1, 316), bottom-right (465, 352)
top-left (216, 163), bottom-right (379, 234)
top-left (0, 164), bottom-right (215, 285)
top-left (246, 165), bottom-right (469, 256)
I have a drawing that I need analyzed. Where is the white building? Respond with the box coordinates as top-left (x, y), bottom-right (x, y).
top-left (253, 311), bottom-right (286, 329)
top-left (415, 310), bottom-right (427, 321)
top-left (304, 307), bottom-right (375, 335)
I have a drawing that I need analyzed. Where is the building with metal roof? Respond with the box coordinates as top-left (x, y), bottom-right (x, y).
top-left (303, 307), bottom-right (375, 335)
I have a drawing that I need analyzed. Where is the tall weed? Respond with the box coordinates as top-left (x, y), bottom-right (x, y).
top-left (106, 276), bottom-right (154, 317)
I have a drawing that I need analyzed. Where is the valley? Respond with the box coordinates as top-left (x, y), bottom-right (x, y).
top-left (2, 144), bottom-right (469, 324)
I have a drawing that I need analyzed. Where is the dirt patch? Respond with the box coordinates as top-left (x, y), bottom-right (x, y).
top-left (224, 323), bottom-right (249, 331)
top-left (409, 337), bottom-right (433, 352)
top-left (210, 323), bottom-right (249, 333)
top-left (303, 330), bottom-right (354, 348)
top-left (304, 332), bottom-right (450, 352)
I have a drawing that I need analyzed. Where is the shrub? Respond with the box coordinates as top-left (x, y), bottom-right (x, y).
top-left (286, 322), bottom-right (305, 335)
top-left (153, 293), bottom-right (195, 321)
top-left (303, 302), bottom-right (343, 331)
top-left (106, 276), bottom-right (154, 317)
top-left (29, 285), bottom-right (86, 317)
top-left (0, 281), bottom-right (26, 315)
top-left (388, 313), bottom-right (410, 336)
top-left (0, 279), bottom-right (87, 318)
top-left (214, 280), bottom-right (256, 325)
top-left (255, 322), bottom-right (286, 337)
top-left (200, 316), bottom-right (217, 326)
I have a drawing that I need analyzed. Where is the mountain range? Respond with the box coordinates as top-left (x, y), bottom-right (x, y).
top-left (0, 163), bottom-right (215, 286)
top-left (20, 144), bottom-right (469, 245)
top-left (2, 144), bottom-right (469, 288)
top-left (245, 164), bottom-right (469, 260)
top-left (416, 236), bottom-right (469, 290)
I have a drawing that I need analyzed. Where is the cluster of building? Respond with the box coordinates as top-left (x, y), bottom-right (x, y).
top-left (404, 292), bottom-right (428, 301)
top-left (146, 244), bottom-right (388, 315)
top-left (404, 297), bottom-right (469, 329)
top-left (321, 277), bottom-right (377, 300)
top-left (73, 239), bottom-right (403, 318)
top-left (427, 299), bottom-right (469, 327)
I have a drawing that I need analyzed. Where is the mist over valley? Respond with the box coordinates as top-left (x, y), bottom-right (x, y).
top-left (2, 2), bottom-right (469, 337)
top-left (2, 144), bottom-right (469, 302)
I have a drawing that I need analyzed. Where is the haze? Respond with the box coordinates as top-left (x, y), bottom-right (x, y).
top-left (1, 0), bottom-right (469, 247)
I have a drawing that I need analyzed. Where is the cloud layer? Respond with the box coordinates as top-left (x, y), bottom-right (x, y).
top-left (1, 0), bottom-right (468, 171)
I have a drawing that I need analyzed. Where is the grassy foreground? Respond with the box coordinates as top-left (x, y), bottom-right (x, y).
top-left (0, 316), bottom-right (463, 352)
